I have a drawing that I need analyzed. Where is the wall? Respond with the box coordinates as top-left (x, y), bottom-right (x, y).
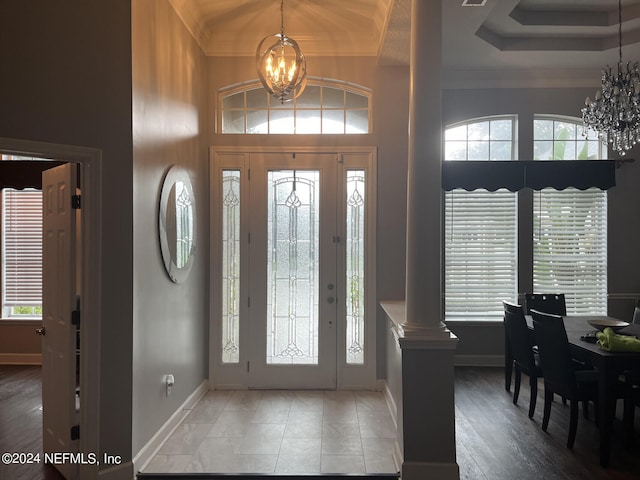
top-left (131, 0), bottom-right (209, 456)
top-left (374, 66), bottom-right (410, 377)
top-left (0, 323), bottom-right (41, 364)
top-left (0, 0), bottom-right (134, 471)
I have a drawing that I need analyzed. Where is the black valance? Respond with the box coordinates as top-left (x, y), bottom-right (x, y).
top-left (442, 160), bottom-right (616, 192)
top-left (0, 160), bottom-right (65, 190)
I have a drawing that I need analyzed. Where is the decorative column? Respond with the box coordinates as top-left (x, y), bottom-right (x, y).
top-left (398, 1), bottom-right (459, 479)
top-left (402, 0), bottom-right (448, 337)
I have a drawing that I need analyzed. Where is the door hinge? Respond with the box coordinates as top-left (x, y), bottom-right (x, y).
top-left (71, 310), bottom-right (80, 326)
top-left (248, 232), bottom-right (251, 244)
top-left (70, 425), bottom-right (80, 440)
top-left (248, 297), bottom-right (251, 308)
top-left (247, 361), bottom-right (250, 373)
top-left (71, 195), bottom-right (81, 209)
top-left (248, 168), bottom-right (251, 180)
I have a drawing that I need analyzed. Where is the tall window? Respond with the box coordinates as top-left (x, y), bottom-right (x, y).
top-left (1, 156), bottom-right (43, 319)
top-left (444, 115), bottom-right (609, 321)
top-left (219, 79), bottom-right (370, 134)
top-left (444, 117), bottom-right (518, 320)
top-left (533, 117), bottom-right (607, 314)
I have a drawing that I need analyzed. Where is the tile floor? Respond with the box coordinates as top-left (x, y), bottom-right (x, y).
top-left (141, 389), bottom-right (399, 475)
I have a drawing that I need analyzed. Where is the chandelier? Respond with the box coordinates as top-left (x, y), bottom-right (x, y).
top-left (256, 0), bottom-right (307, 103)
top-left (582, 0), bottom-right (640, 155)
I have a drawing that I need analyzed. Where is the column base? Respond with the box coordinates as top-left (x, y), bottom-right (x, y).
top-left (399, 320), bottom-right (455, 341)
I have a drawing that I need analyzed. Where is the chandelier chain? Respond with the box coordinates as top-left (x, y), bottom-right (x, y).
top-left (619, 0), bottom-right (622, 64)
top-left (280, 0), bottom-right (284, 37)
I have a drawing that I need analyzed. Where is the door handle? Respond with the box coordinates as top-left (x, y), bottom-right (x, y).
top-left (327, 296), bottom-right (335, 304)
top-left (36, 327), bottom-right (46, 336)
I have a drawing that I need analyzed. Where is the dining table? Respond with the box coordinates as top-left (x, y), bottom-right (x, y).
top-left (504, 314), bottom-right (640, 467)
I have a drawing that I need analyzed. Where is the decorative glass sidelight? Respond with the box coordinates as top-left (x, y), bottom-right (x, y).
top-left (346, 171), bottom-right (365, 364)
top-left (221, 171), bottom-right (241, 363)
top-left (267, 170), bottom-right (320, 364)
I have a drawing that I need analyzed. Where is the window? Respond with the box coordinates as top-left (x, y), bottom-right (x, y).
top-left (444, 117), bottom-right (518, 320)
top-left (444, 115), bottom-right (609, 321)
top-left (533, 116), bottom-right (608, 314)
top-left (1, 155), bottom-right (43, 319)
top-left (219, 79), bottom-right (370, 134)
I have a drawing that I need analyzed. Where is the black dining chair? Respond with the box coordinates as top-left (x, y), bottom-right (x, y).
top-left (632, 298), bottom-right (640, 325)
top-left (525, 293), bottom-right (566, 316)
top-left (531, 309), bottom-right (599, 449)
top-left (624, 370), bottom-right (640, 446)
top-left (503, 301), bottom-right (542, 418)
top-left (623, 298), bottom-right (640, 445)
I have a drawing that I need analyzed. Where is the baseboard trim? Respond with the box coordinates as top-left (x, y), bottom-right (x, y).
top-left (133, 380), bottom-right (209, 474)
top-left (401, 460), bottom-right (459, 480)
top-left (0, 353), bottom-right (42, 365)
top-left (454, 354), bottom-right (503, 367)
top-left (382, 380), bottom-right (398, 428)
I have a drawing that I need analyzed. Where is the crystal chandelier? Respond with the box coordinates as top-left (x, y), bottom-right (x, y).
top-left (582, 0), bottom-right (640, 155)
top-left (256, 0), bottom-right (307, 103)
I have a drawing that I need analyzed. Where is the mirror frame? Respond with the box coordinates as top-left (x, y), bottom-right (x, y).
top-left (159, 165), bottom-right (197, 283)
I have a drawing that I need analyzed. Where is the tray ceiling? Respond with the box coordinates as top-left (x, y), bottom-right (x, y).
top-left (169, 0), bottom-right (640, 85)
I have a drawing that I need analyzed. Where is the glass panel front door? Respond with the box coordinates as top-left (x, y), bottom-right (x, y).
top-left (211, 149), bottom-right (376, 390)
top-left (249, 154), bottom-right (337, 388)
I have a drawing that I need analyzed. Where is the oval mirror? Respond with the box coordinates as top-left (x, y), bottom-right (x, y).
top-left (159, 165), bottom-right (196, 283)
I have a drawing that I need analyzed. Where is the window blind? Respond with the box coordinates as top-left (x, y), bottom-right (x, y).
top-left (3, 188), bottom-right (43, 307)
top-left (445, 189), bottom-right (518, 320)
top-left (533, 188), bottom-right (607, 315)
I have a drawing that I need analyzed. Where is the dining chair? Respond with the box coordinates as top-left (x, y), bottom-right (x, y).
top-left (623, 370), bottom-right (640, 446)
top-left (531, 309), bottom-right (599, 449)
top-left (623, 299), bottom-right (640, 445)
top-left (525, 293), bottom-right (567, 316)
top-left (632, 298), bottom-right (640, 325)
top-left (503, 301), bottom-right (542, 418)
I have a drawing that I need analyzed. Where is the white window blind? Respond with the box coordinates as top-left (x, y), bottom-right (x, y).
top-left (445, 189), bottom-right (518, 319)
top-left (533, 116), bottom-right (608, 315)
top-left (444, 116), bottom-right (518, 321)
top-left (533, 188), bottom-right (607, 315)
top-left (2, 188), bottom-right (43, 308)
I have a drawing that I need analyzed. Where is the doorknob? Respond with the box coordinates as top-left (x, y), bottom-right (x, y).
top-left (327, 297), bottom-right (335, 304)
top-left (36, 327), bottom-right (46, 336)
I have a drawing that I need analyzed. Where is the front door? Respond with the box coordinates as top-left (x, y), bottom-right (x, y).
top-left (41, 163), bottom-right (78, 479)
top-left (211, 148), bottom-right (376, 390)
top-left (248, 153), bottom-right (338, 388)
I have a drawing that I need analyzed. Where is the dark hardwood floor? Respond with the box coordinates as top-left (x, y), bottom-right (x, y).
top-left (0, 365), bottom-right (64, 480)
top-left (1, 365), bottom-right (638, 479)
top-left (456, 367), bottom-right (640, 480)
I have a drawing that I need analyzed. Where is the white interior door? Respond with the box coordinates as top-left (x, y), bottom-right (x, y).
top-left (41, 163), bottom-right (78, 480)
top-left (248, 153), bottom-right (338, 388)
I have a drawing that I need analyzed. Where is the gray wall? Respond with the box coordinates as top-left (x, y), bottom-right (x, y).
top-left (0, 0), bottom-right (134, 465)
top-left (131, 0), bottom-right (209, 455)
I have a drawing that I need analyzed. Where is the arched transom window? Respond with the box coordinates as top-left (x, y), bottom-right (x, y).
top-left (218, 79), bottom-right (371, 135)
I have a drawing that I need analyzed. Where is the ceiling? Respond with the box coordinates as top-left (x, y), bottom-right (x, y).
top-left (169, 0), bottom-right (640, 86)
